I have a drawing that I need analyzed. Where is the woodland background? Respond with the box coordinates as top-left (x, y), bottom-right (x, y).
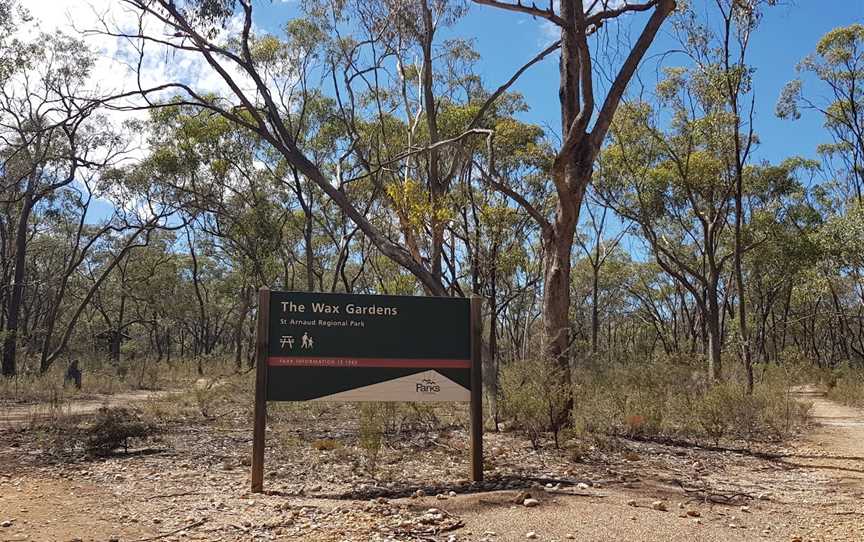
top-left (2, 0), bottom-right (864, 436)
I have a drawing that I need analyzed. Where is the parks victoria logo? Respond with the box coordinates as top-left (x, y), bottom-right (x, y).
top-left (416, 377), bottom-right (441, 395)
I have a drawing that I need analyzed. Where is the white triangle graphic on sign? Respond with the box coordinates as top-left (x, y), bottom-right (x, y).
top-left (311, 369), bottom-right (469, 402)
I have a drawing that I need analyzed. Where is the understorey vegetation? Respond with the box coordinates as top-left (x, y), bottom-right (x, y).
top-left (1, 0), bottom-right (863, 465)
top-left (825, 365), bottom-right (864, 408)
top-left (34, 406), bottom-right (164, 458)
top-left (501, 354), bottom-right (813, 449)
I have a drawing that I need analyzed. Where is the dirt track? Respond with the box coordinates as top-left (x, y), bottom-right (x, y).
top-left (0, 390), bottom-right (171, 428)
top-left (1, 386), bottom-right (863, 541)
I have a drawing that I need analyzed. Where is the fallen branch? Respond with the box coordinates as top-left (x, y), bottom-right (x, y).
top-left (137, 519), bottom-right (205, 541)
top-left (669, 478), bottom-right (754, 505)
top-left (145, 491), bottom-right (204, 501)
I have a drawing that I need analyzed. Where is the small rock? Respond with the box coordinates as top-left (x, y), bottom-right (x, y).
top-left (686, 510), bottom-right (701, 517)
top-left (449, 491), bottom-right (457, 497)
top-left (525, 532), bottom-right (538, 539)
top-left (436, 494), bottom-right (448, 500)
top-left (523, 498), bottom-right (540, 507)
top-left (651, 501), bottom-right (668, 512)
top-left (513, 491), bottom-right (532, 504)
top-left (626, 499), bottom-right (637, 507)
top-left (414, 489), bottom-right (426, 498)
top-left (1, 520), bottom-right (12, 527)
top-left (577, 482), bottom-right (590, 490)
top-left (740, 506), bottom-right (751, 513)
top-left (566, 535), bottom-right (575, 540)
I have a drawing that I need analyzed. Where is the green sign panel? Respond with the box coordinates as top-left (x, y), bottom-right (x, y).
top-left (264, 291), bottom-right (472, 401)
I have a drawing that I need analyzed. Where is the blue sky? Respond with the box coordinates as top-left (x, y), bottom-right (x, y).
top-left (253, 1), bottom-right (864, 167)
top-left (34, 1), bottom-right (862, 225)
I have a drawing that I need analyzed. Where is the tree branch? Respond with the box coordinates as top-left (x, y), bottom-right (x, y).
top-left (471, 0), bottom-right (566, 26)
top-left (590, 0), bottom-right (676, 149)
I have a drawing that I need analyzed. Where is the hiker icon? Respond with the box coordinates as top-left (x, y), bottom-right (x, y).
top-left (301, 332), bottom-right (314, 349)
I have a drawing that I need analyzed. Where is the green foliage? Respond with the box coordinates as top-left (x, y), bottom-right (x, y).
top-left (358, 402), bottom-right (393, 475)
top-left (499, 357), bottom-right (570, 448)
top-left (827, 364), bottom-right (864, 407)
top-left (567, 356), bottom-right (810, 445)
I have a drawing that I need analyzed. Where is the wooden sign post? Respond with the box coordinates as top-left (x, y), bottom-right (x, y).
top-left (251, 287), bottom-right (270, 493)
top-left (470, 295), bottom-right (483, 482)
top-left (251, 289), bottom-right (483, 493)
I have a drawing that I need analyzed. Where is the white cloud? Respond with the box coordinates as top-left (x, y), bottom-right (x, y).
top-left (19, 1), bottom-right (258, 212)
top-left (24, 1), bottom-right (249, 109)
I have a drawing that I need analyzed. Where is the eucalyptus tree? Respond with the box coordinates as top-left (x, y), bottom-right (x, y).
top-left (665, 0), bottom-right (775, 390)
top-left (599, 87), bottom-right (739, 380)
top-left (573, 189), bottom-right (628, 355)
top-left (740, 159), bottom-right (821, 363)
top-left (625, 260), bottom-right (696, 356)
top-left (459, 102), bottom-right (547, 419)
top-left (778, 24), bottom-right (864, 204)
top-left (98, 0), bottom-right (537, 301)
top-left (469, 0), bottom-right (676, 393)
top-left (777, 24), bottom-right (864, 365)
top-left (0, 30), bottom-right (124, 376)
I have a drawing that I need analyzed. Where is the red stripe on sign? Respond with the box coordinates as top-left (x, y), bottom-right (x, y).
top-left (267, 357), bottom-right (471, 369)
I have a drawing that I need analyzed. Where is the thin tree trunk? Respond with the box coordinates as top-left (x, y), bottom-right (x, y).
top-left (1, 188), bottom-right (35, 377)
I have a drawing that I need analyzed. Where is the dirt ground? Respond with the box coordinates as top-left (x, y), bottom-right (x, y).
top-left (1, 385), bottom-right (863, 542)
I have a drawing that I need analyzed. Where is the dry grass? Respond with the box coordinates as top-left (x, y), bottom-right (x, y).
top-left (0, 356), bottom-right (244, 404)
top-left (826, 364), bottom-right (864, 407)
top-left (499, 354), bottom-right (813, 448)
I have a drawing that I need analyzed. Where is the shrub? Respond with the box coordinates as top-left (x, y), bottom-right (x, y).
top-left (499, 357), bottom-right (570, 448)
top-left (37, 407), bottom-right (163, 457)
top-left (358, 402), bottom-right (394, 475)
top-left (81, 407), bottom-right (164, 455)
top-left (693, 381), bottom-right (740, 444)
top-left (571, 358), bottom-right (701, 439)
top-left (561, 355), bottom-right (811, 447)
top-left (827, 364), bottom-right (864, 407)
